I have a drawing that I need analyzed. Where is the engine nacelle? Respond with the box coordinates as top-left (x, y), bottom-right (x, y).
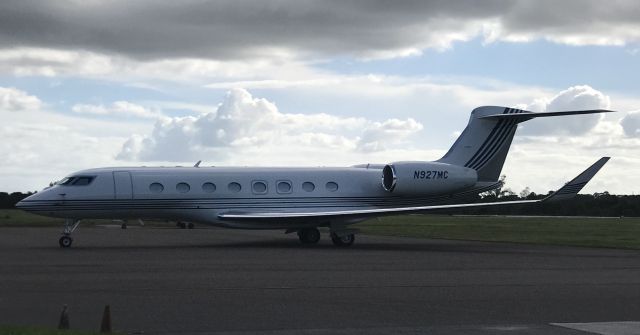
top-left (382, 161), bottom-right (477, 195)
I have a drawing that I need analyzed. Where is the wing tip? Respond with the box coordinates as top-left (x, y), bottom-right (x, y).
top-left (545, 157), bottom-right (610, 202)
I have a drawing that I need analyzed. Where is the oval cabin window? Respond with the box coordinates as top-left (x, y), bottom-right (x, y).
top-left (302, 182), bottom-right (315, 192)
top-left (326, 182), bottom-right (339, 192)
top-left (277, 181), bottom-right (292, 193)
top-left (176, 182), bottom-right (190, 193)
top-left (228, 182), bottom-right (241, 193)
top-left (252, 181), bottom-right (267, 194)
top-left (149, 182), bottom-right (164, 193)
top-left (202, 182), bottom-right (216, 193)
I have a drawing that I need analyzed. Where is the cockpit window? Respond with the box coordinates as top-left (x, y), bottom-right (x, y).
top-left (58, 177), bottom-right (74, 185)
top-left (59, 176), bottom-right (95, 186)
top-left (72, 176), bottom-right (95, 185)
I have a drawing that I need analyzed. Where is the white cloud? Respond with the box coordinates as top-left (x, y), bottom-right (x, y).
top-left (357, 118), bottom-right (424, 152)
top-left (620, 111), bottom-right (640, 137)
top-left (0, 86), bottom-right (41, 111)
top-left (0, 94), bottom-right (151, 192)
top-left (72, 101), bottom-right (160, 119)
top-left (517, 85), bottom-right (611, 135)
top-left (117, 88), bottom-right (424, 161)
top-left (1, 83), bottom-right (637, 196)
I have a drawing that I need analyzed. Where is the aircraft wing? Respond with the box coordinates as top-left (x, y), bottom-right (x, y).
top-left (218, 157), bottom-right (610, 221)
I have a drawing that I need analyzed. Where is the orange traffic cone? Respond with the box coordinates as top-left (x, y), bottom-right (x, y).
top-left (58, 305), bottom-right (70, 330)
top-left (100, 304), bottom-right (112, 333)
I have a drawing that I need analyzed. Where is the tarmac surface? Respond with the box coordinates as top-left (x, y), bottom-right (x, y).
top-left (1, 226), bottom-right (640, 334)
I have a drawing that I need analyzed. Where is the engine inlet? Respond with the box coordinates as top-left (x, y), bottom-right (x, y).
top-left (382, 164), bottom-right (397, 192)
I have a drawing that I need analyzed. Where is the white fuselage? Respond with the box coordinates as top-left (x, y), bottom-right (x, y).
top-left (17, 164), bottom-right (491, 229)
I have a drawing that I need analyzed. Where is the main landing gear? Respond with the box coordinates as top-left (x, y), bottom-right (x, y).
top-left (177, 221), bottom-right (195, 229)
top-left (59, 219), bottom-right (80, 248)
top-left (294, 228), bottom-right (356, 247)
top-left (330, 232), bottom-right (355, 246)
top-left (297, 228), bottom-right (321, 244)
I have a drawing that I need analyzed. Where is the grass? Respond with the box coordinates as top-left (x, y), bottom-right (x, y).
top-left (0, 209), bottom-right (64, 226)
top-left (4, 208), bottom-right (640, 249)
top-left (0, 325), bottom-right (119, 335)
top-left (0, 209), bottom-right (166, 227)
top-left (358, 214), bottom-right (640, 249)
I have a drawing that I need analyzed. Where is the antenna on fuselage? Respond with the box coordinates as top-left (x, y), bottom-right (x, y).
top-left (194, 160), bottom-right (202, 168)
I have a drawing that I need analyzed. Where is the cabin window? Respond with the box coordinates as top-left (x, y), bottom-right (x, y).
top-left (149, 182), bottom-right (164, 193)
top-left (326, 182), bottom-right (339, 192)
top-left (302, 182), bottom-right (315, 192)
top-left (202, 182), bottom-right (216, 193)
top-left (252, 181), bottom-right (268, 194)
top-left (228, 182), bottom-right (241, 193)
top-left (277, 180), bottom-right (292, 194)
top-left (176, 182), bottom-right (190, 193)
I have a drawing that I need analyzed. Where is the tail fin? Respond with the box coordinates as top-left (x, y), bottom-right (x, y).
top-left (438, 106), bottom-right (615, 182)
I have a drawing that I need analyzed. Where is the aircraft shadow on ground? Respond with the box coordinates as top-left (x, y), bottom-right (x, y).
top-left (31, 238), bottom-right (611, 257)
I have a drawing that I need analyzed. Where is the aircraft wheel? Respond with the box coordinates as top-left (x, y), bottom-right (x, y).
top-left (298, 228), bottom-right (321, 244)
top-left (187, 222), bottom-right (195, 229)
top-left (121, 223), bottom-right (127, 229)
top-left (331, 233), bottom-right (355, 247)
top-left (59, 236), bottom-right (73, 248)
top-left (177, 222), bottom-right (186, 229)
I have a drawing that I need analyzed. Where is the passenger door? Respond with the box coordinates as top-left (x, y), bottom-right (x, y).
top-left (113, 171), bottom-right (133, 199)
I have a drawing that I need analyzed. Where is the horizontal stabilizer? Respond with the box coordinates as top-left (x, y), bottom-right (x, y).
top-left (479, 109), bottom-right (616, 123)
top-left (543, 157), bottom-right (610, 202)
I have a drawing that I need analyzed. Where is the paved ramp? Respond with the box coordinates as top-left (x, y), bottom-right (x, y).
top-left (1, 227), bottom-right (640, 334)
top-left (552, 321), bottom-right (640, 335)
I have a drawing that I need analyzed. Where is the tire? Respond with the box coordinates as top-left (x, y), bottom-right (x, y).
top-left (298, 228), bottom-right (321, 244)
top-left (187, 222), bottom-right (195, 229)
top-left (331, 233), bottom-right (355, 247)
top-left (59, 236), bottom-right (73, 248)
top-left (121, 223), bottom-right (127, 229)
top-left (177, 222), bottom-right (186, 229)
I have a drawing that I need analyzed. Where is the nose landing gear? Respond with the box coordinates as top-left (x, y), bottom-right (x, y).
top-left (59, 219), bottom-right (80, 248)
top-left (59, 235), bottom-right (73, 248)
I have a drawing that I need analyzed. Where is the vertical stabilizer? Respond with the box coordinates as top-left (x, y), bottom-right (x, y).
top-left (438, 106), bottom-right (615, 182)
top-left (438, 107), bottom-right (523, 181)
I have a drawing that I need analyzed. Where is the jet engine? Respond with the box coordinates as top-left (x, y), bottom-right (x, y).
top-left (381, 161), bottom-right (477, 195)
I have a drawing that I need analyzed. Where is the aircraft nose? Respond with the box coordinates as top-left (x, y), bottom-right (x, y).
top-left (15, 193), bottom-right (38, 210)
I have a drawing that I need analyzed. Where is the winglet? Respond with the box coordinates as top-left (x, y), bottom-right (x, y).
top-left (544, 157), bottom-right (610, 202)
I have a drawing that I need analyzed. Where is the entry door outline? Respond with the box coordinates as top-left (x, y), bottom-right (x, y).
top-left (113, 171), bottom-right (133, 199)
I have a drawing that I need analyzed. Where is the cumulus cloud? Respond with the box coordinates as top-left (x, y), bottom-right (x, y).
top-left (0, 86), bottom-right (41, 111)
top-left (517, 85), bottom-right (611, 135)
top-left (72, 101), bottom-right (160, 119)
top-left (0, 1), bottom-right (638, 63)
top-left (620, 111), bottom-right (640, 137)
top-left (357, 118), bottom-right (424, 152)
top-left (117, 88), bottom-right (423, 161)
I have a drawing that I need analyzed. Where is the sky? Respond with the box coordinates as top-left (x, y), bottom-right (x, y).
top-left (1, 0), bottom-right (639, 195)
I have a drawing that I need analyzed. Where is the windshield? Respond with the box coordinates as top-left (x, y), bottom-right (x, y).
top-left (56, 176), bottom-right (95, 186)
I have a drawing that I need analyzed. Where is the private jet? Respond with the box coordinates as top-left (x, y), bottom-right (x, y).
top-left (17, 106), bottom-right (613, 247)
